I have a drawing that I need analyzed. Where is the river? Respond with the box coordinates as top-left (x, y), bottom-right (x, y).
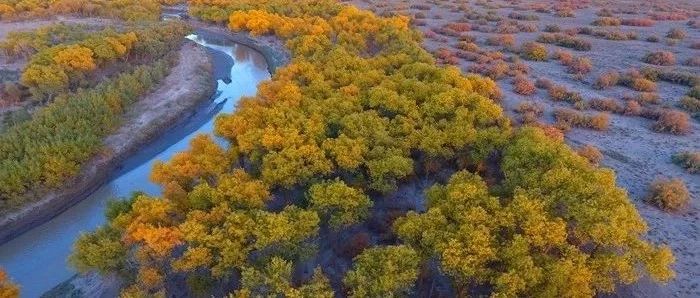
top-left (0, 34), bottom-right (271, 298)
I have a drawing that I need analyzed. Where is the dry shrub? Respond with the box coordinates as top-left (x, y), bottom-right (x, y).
top-left (643, 51), bottom-right (676, 66)
top-left (653, 110), bottom-right (691, 135)
top-left (468, 61), bottom-right (510, 80)
top-left (565, 57), bottom-right (593, 74)
top-left (592, 17), bottom-right (621, 26)
top-left (456, 41), bottom-right (480, 52)
top-left (537, 33), bottom-right (591, 51)
top-left (673, 152), bottom-right (700, 174)
top-left (535, 123), bottom-right (565, 141)
top-left (513, 75), bottom-right (536, 95)
top-left (625, 77), bottom-right (657, 92)
top-left (594, 71), bottom-right (620, 89)
top-left (548, 85), bottom-right (583, 103)
top-left (509, 62), bottom-right (530, 76)
top-left (435, 48), bottom-right (459, 65)
top-left (646, 35), bottom-right (660, 43)
top-left (520, 42), bottom-right (548, 61)
top-left (621, 18), bottom-right (655, 27)
top-left (648, 178), bottom-right (690, 212)
top-left (624, 100), bottom-right (642, 116)
top-left (551, 49), bottom-right (573, 64)
top-left (515, 100), bottom-right (543, 123)
top-left (544, 24), bottom-right (561, 32)
top-left (666, 28), bottom-right (686, 40)
top-left (554, 108), bottom-right (609, 131)
top-left (631, 92), bottom-right (661, 105)
top-left (445, 22), bottom-right (471, 32)
top-left (679, 96), bottom-right (700, 114)
top-left (486, 34), bottom-right (516, 48)
top-left (535, 78), bottom-right (553, 89)
top-left (651, 12), bottom-right (688, 21)
top-left (590, 98), bottom-right (623, 113)
top-left (577, 144), bottom-right (604, 165)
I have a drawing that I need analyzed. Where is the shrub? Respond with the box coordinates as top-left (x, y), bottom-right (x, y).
top-left (594, 71), bottom-right (620, 89)
top-left (577, 144), bottom-right (604, 165)
top-left (515, 101), bottom-right (543, 123)
top-left (653, 110), bottom-right (691, 135)
top-left (666, 28), bottom-right (686, 40)
top-left (592, 17), bottom-right (621, 26)
top-left (554, 108), bottom-right (609, 131)
top-left (646, 35), bottom-right (660, 43)
top-left (548, 85), bottom-right (583, 103)
top-left (535, 78), bottom-right (553, 89)
top-left (445, 22), bottom-right (471, 32)
top-left (486, 34), bottom-right (515, 48)
top-left (512, 75), bottom-right (536, 95)
top-left (643, 51), bottom-right (676, 66)
top-left (456, 41), bottom-right (479, 52)
top-left (590, 98), bottom-right (623, 113)
top-left (673, 152), bottom-right (700, 174)
top-left (551, 49), bottom-right (573, 64)
top-left (520, 42), bottom-right (548, 61)
top-left (544, 24), bottom-right (561, 32)
top-left (537, 33), bottom-right (592, 51)
top-left (621, 18), bottom-right (655, 27)
top-left (624, 100), bottom-right (642, 116)
top-left (565, 57), bottom-right (593, 74)
top-left (648, 178), bottom-right (690, 212)
top-left (679, 96), bottom-right (700, 114)
top-left (620, 72), bottom-right (657, 92)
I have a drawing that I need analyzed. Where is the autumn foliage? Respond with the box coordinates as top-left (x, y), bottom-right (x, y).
top-left (69, 1), bottom-right (676, 297)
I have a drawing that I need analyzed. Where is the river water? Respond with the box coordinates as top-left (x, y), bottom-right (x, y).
top-left (0, 34), bottom-right (270, 298)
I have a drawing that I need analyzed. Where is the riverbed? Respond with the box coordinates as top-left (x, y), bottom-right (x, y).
top-left (0, 34), bottom-right (270, 298)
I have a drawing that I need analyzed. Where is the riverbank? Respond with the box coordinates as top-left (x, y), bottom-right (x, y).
top-left (0, 41), bottom-right (216, 245)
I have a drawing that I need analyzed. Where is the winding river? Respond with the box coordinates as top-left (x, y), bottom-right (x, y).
top-left (0, 34), bottom-right (271, 298)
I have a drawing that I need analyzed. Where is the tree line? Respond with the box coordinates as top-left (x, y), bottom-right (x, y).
top-left (0, 0), bottom-right (185, 22)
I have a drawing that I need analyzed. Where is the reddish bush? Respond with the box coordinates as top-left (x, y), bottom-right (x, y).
top-left (565, 57), bottom-right (593, 74)
top-left (512, 75), bottom-right (536, 95)
top-left (594, 71), bottom-right (620, 89)
top-left (551, 49), bottom-right (573, 64)
top-left (590, 98), bottom-right (623, 113)
top-left (548, 85), bottom-right (583, 103)
top-left (648, 178), bottom-right (690, 212)
top-left (592, 17), bottom-right (621, 26)
top-left (577, 144), bottom-right (604, 165)
top-left (445, 22), bottom-right (471, 32)
top-left (673, 152), bottom-right (700, 174)
top-left (589, 113), bottom-right (610, 130)
top-left (653, 110), bottom-right (691, 135)
top-left (643, 51), bottom-right (676, 66)
top-left (554, 108), bottom-right (609, 131)
top-left (624, 100), bottom-right (642, 116)
top-left (520, 42), bottom-right (548, 61)
top-left (621, 18), bottom-right (655, 27)
top-left (515, 101), bottom-right (543, 124)
top-left (456, 41), bottom-right (480, 52)
top-left (486, 34), bottom-right (516, 48)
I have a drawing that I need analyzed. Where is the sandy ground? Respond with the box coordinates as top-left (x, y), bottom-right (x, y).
top-left (351, 0), bottom-right (699, 297)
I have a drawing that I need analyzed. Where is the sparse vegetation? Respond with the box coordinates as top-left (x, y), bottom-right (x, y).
top-left (673, 152), bottom-right (700, 174)
top-left (648, 178), bottom-right (690, 212)
top-left (520, 41), bottom-right (548, 61)
top-left (653, 110), bottom-right (692, 135)
top-left (643, 51), bottom-right (676, 66)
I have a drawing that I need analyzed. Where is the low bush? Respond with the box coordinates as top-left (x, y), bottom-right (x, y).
top-left (520, 42), bottom-right (548, 61)
top-left (468, 61), bottom-right (510, 80)
top-left (445, 22), bottom-right (471, 32)
top-left (594, 71), bottom-right (620, 89)
top-left (486, 34), bottom-right (516, 48)
top-left (577, 144), bottom-right (604, 165)
top-left (666, 28), bottom-right (686, 40)
top-left (679, 96), bottom-right (700, 115)
top-left (653, 110), bottom-right (691, 135)
top-left (544, 24), bottom-right (561, 32)
top-left (621, 18), bottom-right (655, 27)
top-left (592, 17), bottom-right (621, 26)
top-left (673, 152), bottom-right (700, 174)
top-left (512, 75), bottom-right (536, 95)
top-left (514, 101), bottom-right (543, 124)
top-left (565, 56), bottom-right (593, 74)
top-left (648, 178), bottom-right (690, 212)
top-left (620, 72), bottom-right (657, 92)
top-left (643, 51), bottom-right (676, 66)
top-left (535, 78), bottom-right (553, 89)
top-left (590, 98), bottom-right (623, 113)
top-left (456, 41), bottom-right (480, 52)
top-left (537, 33), bottom-right (592, 51)
top-left (548, 85), bottom-right (583, 103)
top-left (551, 49), bottom-right (573, 64)
top-left (624, 100), bottom-right (642, 116)
top-left (554, 108), bottom-right (609, 131)
top-left (508, 12), bottom-right (539, 21)
top-left (685, 57), bottom-right (700, 67)
top-left (646, 36), bottom-right (660, 43)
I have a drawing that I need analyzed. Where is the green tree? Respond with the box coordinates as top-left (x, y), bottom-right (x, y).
top-left (307, 179), bottom-right (373, 229)
top-left (343, 245), bottom-right (421, 297)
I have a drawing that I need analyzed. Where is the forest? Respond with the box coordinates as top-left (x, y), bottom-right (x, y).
top-left (0, 0), bottom-right (184, 21)
top-left (0, 21), bottom-right (191, 210)
top-left (65, 0), bottom-right (676, 297)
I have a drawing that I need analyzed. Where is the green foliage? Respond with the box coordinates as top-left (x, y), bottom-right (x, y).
top-left (395, 128), bottom-right (675, 296)
top-left (235, 257), bottom-right (333, 297)
top-left (343, 245), bottom-right (420, 297)
top-left (70, 225), bottom-right (127, 275)
top-left (307, 179), bottom-right (373, 229)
